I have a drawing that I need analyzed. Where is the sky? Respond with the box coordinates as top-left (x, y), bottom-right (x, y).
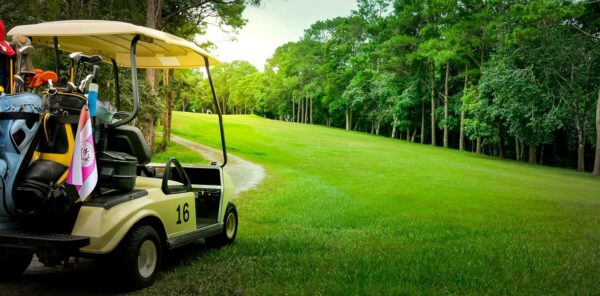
top-left (197, 0), bottom-right (358, 71)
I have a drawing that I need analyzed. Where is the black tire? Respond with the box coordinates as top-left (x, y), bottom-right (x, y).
top-left (205, 203), bottom-right (238, 247)
top-left (115, 225), bottom-right (162, 290)
top-left (0, 248), bottom-right (33, 278)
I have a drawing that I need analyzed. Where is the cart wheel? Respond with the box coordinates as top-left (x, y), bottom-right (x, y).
top-left (117, 225), bottom-right (162, 290)
top-left (0, 248), bottom-right (33, 278)
top-left (206, 203), bottom-right (238, 247)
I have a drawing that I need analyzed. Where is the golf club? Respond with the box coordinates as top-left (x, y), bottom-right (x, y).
top-left (68, 52), bottom-right (83, 83)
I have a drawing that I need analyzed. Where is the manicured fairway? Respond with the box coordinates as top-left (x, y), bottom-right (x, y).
top-left (140, 112), bottom-right (600, 295)
top-left (153, 137), bottom-right (206, 164)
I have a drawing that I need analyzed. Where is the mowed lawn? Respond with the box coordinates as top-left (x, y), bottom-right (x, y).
top-left (153, 136), bottom-right (206, 164)
top-left (140, 112), bottom-right (600, 295)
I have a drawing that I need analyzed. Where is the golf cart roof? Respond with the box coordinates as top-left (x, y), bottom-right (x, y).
top-left (7, 20), bottom-right (220, 68)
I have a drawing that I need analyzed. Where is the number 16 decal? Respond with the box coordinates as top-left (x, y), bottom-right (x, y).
top-left (176, 203), bottom-right (190, 224)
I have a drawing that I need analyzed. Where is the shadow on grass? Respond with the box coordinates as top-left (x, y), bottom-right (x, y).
top-left (0, 242), bottom-right (214, 296)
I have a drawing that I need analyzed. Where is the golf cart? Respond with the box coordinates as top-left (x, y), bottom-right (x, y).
top-left (0, 20), bottom-right (236, 290)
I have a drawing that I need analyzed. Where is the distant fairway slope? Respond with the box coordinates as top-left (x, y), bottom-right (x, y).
top-left (144, 112), bottom-right (600, 295)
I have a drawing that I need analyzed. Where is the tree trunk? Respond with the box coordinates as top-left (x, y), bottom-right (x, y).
top-left (476, 137), bottom-right (482, 154)
top-left (305, 98), bottom-right (309, 123)
top-left (420, 98), bottom-right (425, 144)
top-left (515, 137), bottom-right (521, 161)
top-left (220, 96), bottom-right (225, 114)
top-left (498, 134), bottom-right (504, 158)
top-left (593, 89), bottom-right (600, 175)
top-left (406, 128), bottom-right (410, 141)
top-left (528, 144), bottom-right (537, 164)
top-left (299, 99), bottom-right (303, 123)
top-left (163, 69), bottom-right (173, 141)
top-left (345, 105), bottom-right (352, 130)
top-left (303, 99), bottom-right (306, 123)
top-left (576, 117), bottom-right (585, 171)
top-left (292, 101), bottom-right (295, 122)
top-left (309, 98), bottom-right (313, 124)
top-left (162, 69), bottom-right (173, 142)
top-left (164, 89), bottom-right (172, 141)
top-left (443, 60), bottom-right (450, 148)
top-left (143, 0), bottom-right (162, 151)
top-left (460, 65), bottom-right (468, 151)
top-left (431, 63), bottom-right (437, 146)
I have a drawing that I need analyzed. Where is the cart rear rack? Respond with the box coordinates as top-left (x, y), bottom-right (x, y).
top-left (0, 229), bottom-right (89, 249)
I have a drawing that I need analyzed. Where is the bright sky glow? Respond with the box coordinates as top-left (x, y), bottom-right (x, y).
top-left (197, 0), bottom-right (358, 71)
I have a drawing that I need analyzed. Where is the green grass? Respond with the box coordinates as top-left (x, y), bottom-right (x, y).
top-left (152, 136), bottom-right (206, 164)
top-left (139, 112), bottom-right (600, 295)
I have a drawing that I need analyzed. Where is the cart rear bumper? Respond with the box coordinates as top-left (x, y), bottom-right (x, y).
top-left (0, 230), bottom-right (90, 250)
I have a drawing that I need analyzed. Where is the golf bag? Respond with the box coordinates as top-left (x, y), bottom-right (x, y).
top-left (12, 91), bottom-right (84, 225)
top-left (0, 93), bottom-right (42, 221)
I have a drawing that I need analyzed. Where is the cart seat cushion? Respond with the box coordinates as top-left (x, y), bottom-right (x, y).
top-left (106, 125), bottom-right (151, 165)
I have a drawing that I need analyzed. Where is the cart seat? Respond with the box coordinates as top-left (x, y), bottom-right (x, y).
top-left (106, 125), bottom-right (151, 165)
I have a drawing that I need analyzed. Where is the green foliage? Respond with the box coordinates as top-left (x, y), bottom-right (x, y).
top-left (462, 85), bottom-right (495, 142)
top-left (169, 69), bottom-right (207, 112)
top-left (394, 77), bottom-right (421, 131)
top-left (210, 60), bottom-right (258, 114)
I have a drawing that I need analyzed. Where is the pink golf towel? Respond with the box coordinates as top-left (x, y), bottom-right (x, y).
top-left (67, 105), bottom-right (98, 201)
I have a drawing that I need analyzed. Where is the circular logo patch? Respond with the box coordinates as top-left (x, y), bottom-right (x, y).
top-left (81, 142), bottom-right (95, 167)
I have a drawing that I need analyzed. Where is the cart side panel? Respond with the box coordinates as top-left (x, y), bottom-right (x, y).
top-left (72, 186), bottom-right (196, 254)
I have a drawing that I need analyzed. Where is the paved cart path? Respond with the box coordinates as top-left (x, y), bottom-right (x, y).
top-left (170, 135), bottom-right (266, 195)
top-left (0, 136), bottom-right (265, 295)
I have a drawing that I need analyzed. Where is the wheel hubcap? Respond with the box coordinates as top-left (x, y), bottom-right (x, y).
top-left (225, 212), bottom-right (236, 239)
top-left (138, 240), bottom-right (157, 278)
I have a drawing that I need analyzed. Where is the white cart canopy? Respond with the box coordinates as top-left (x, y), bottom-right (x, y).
top-left (7, 20), bottom-right (220, 68)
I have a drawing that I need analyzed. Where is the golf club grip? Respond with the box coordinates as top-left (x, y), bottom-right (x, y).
top-left (92, 65), bottom-right (99, 83)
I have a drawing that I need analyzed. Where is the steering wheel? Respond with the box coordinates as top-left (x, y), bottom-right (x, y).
top-left (107, 110), bottom-right (133, 129)
top-left (113, 111), bottom-right (130, 119)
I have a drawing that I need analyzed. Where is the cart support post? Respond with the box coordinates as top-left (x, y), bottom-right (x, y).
top-left (109, 35), bottom-right (139, 128)
top-left (53, 37), bottom-right (60, 81)
top-left (111, 58), bottom-right (121, 110)
top-left (204, 56), bottom-right (228, 167)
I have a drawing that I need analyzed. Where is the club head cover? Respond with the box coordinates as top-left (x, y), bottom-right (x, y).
top-left (29, 71), bottom-right (58, 89)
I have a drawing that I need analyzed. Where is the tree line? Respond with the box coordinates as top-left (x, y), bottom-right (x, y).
top-left (178, 0), bottom-right (600, 174)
